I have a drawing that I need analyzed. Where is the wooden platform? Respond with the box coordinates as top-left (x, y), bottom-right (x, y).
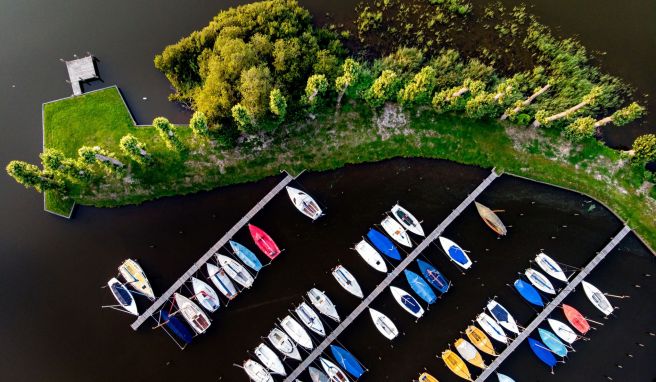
top-left (65, 56), bottom-right (97, 95)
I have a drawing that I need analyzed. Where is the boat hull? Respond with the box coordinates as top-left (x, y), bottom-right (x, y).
top-left (281, 315), bottom-right (313, 350)
top-left (286, 186), bottom-right (323, 220)
top-left (108, 277), bottom-right (138, 315)
top-left (218, 254), bottom-right (254, 288)
top-left (562, 304), bottom-right (590, 334)
top-left (442, 349), bottom-right (472, 381)
top-left (404, 269), bottom-right (437, 304)
top-left (206, 263), bottom-right (238, 300)
top-left (354, 240), bottom-right (387, 273)
top-left (118, 259), bottom-right (155, 301)
top-left (369, 308), bottom-right (398, 340)
top-left (307, 288), bottom-right (340, 322)
top-left (248, 224), bottom-right (281, 259)
top-left (391, 204), bottom-right (425, 236)
top-left (174, 293), bottom-right (211, 334)
top-left (267, 328), bottom-right (301, 361)
top-left (229, 240), bottom-right (263, 272)
top-left (381, 216), bottom-right (412, 247)
top-left (513, 279), bottom-right (544, 307)
top-left (535, 252), bottom-right (567, 282)
top-left (332, 265), bottom-right (363, 298)
top-left (191, 277), bottom-right (220, 312)
top-left (475, 201), bottom-right (507, 236)
top-left (438, 236), bottom-right (472, 269)
top-left (582, 281), bottom-right (614, 316)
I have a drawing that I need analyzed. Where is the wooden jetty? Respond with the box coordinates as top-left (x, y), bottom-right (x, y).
top-left (475, 225), bottom-right (631, 381)
top-left (282, 170), bottom-right (500, 382)
top-left (64, 55), bottom-right (97, 95)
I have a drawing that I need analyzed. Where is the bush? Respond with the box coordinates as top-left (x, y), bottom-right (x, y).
top-left (632, 134), bottom-right (656, 163)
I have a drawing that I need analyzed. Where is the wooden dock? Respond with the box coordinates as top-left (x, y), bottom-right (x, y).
top-left (282, 170), bottom-right (500, 382)
top-left (130, 173), bottom-right (294, 330)
top-left (475, 224), bottom-right (631, 381)
top-left (64, 55), bottom-right (97, 95)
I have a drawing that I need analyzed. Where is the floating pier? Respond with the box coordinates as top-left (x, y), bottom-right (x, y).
top-left (282, 170), bottom-right (500, 382)
top-left (64, 55), bottom-right (97, 95)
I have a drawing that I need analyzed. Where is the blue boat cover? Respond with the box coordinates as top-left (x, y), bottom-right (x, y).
top-left (514, 279), bottom-right (544, 307)
top-left (330, 345), bottom-right (365, 378)
top-left (538, 328), bottom-right (567, 357)
top-left (489, 303), bottom-right (512, 325)
top-left (367, 228), bottom-right (401, 260)
top-left (111, 282), bottom-right (133, 306)
top-left (528, 337), bottom-right (557, 367)
top-left (404, 270), bottom-right (437, 304)
top-left (160, 310), bottom-right (193, 344)
top-left (416, 259), bottom-right (450, 293)
top-left (229, 240), bottom-right (263, 271)
top-left (446, 243), bottom-right (468, 266)
top-left (399, 291), bottom-right (422, 314)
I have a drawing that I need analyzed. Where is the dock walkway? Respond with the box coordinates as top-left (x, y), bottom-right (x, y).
top-left (64, 55), bottom-right (97, 95)
top-left (282, 170), bottom-right (500, 382)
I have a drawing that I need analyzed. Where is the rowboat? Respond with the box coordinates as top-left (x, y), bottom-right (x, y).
top-left (487, 300), bottom-right (520, 335)
top-left (295, 302), bottom-right (325, 337)
top-left (417, 259), bottom-right (450, 294)
top-left (476, 313), bottom-right (508, 344)
top-left (354, 240), bottom-right (387, 273)
top-left (474, 201), bottom-right (507, 236)
top-left (438, 236), bottom-right (472, 269)
top-left (441, 349), bottom-right (473, 381)
top-left (254, 343), bottom-right (286, 376)
top-left (369, 308), bottom-right (398, 340)
top-left (389, 286), bottom-right (425, 318)
top-left (267, 328), bottom-right (301, 361)
top-left (525, 268), bottom-right (556, 295)
top-left (418, 372), bottom-right (439, 382)
top-left (243, 359), bottom-right (274, 382)
top-left (191, 277), bottom-right (220, 312)
top-left (367, 228), bottom-right (401, 260)
top-left (229, 240), bottom-right (263, 272)
top-left (381, 216), bottom-right (412, 247)
top-left (535, 252), bottom-right (567, 282)
top-left (404, 269), bottom-right (437, 304)
top-left (528, 337), bottom-right (557, 368)
top-left (307, 288), bottom-right (340, 322)
top-left (217, 254), bottom-right (254, 288)
top-left (309, 366), bottom-right (330, 382)
top-left (538, 328), bottom-right (568, 357)
top-left (330, 345), bottom-right (365, 378)
top-left (173, 293), bottom-right (211, 334)
top-left (547, 319), bottom-right (578, 344)
top-left (496, 372), bottom-right (515, 382)
top-left (391, 204), bottom-right (425, 236)
top-left (465, 325), bottom-right (497, 356)
top-left (320, 357), bottom-right (351, 382)
top-left (455, 338), bottom-right (487, 369)
top-left (280, 315), bottom-right (313, 350)
top-left (108, 277), bottom-right (138, 315)
top-left (206, 263), bottom-right (238, 300)
top-left (159, 309), bottom-right (193, 345)
top-left (513, 279), bottom-right (544, 307)
top-left (286, 186), bottom-right (323, 220)
top-left (581, 281), bottom-right (614, 316)
top-left (248, 224), bottom-right (281, 260)
top-left (118, 259), bottom-right (155, 301)
top-left (562, 304), bottom-right (590, 334)
top-left (332, 265), bottom-right (363, 298)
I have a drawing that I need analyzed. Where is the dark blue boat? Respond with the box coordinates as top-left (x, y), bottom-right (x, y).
top-left (367, 228), bottom-right (401, 260)
top-left (404, 269), bottom-right (437, 304)
top-left (514, 279), bottom-right (544, 307)
top-left (528, 337), bottom-right (557, 368)
top-left (160, 309), bottom-right (193, 345)
top-left (330, 345), bottom-right (365, 378)
top-left (416, 259), bottom-right (450, 294)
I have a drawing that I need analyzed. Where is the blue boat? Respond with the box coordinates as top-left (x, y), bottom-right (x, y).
top-left (416, 259), bottom-right (450, 294)
top-left (528, 337), bottom-right (557, 368)
top-left (538, 328), bottom-right (568, 357)
top-left (513, 279), bottom-right (544, 307)
top-left (229, 240), bottom-right (263, 271)
top-left (367, 228), bottom-right (401, 260)
top-left (330, 345), bottom-right (365, 378)
top-left (404, 270), bottom-right (437, 304)
top-left (160, 309), bottom-right (193, 345)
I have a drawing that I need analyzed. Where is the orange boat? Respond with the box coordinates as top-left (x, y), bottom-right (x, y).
top-left (441, 349), bottom-right (473, 381)
top-left (418, 372), bottom-right (439, 382)
top-left (563, 304), bottom-right (590, 334)
top-left (465, 325), bottom-right (497, 356)
top-left (474, 202), bottom-right (507, 236)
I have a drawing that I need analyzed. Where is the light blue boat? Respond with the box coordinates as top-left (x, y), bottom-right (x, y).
top-left (229, 240), bottom-right (263, 271)
top-left (404, 269), bottom-right (437, 304)
top-left (538, 328), bottom-right (568, 357)
top-left (496, 372), bottom-right (515, 382)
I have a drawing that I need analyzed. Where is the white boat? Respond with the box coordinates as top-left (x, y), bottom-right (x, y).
top-left (173, 293), bottom-right (211, 334)
top-left (309, 366), bottom-right (330, 382)
top-left (281, 315), bottom-right (313, 350)
top-left (243, 359), bottom-right (274, 382)
top-left (307, 288), bottom-right (340, 322)
top-left (191, 277), bottom-right (220, 312)
top-left (535, 252), bottom-right (568, 282)
top-left (391, 204), bottom-right (425, 236)
top-left (354, 240), bottom-right (387, 273)
top-left (118, 259), bottom-right (155, 300)
top-left (286, 186), bottom-right (323, 220)
top-left (295, 302), bottom-right (326, 337)
top-left (320, 357), bottom-right (351, 382)
top-left (369, 308), bottom-right (398, 340)
top-left (455, 338), bottom-right (486, 368)
top-left (206, 263), bottom-right (239, 300)
top-left (254, 343), bottom-right (286, 376)
top-left (332, 265), bottom-right (363, 298)
top-left (380, 216), bottom-right (412, 247)
top-left (438, 236), bottom-right (473, 269)
top-left (582, 281), bottom-right (614, 316)
top-left (486, 300), bottom-right (520, 335)
top-left (476, 312), bottom-right (508, 344)
top-left (525, 268), bottom-right (556, 295)
top-left (217, 254), bottom-right (254, 288)
top-left (107, 277), bottom-right (138, 315)
top-left (547, 318), bottom-right (578, 344)
top-left (390, 286), bottom-right (425, 318)
top-left (497, 372), bottom-right (516, 382)
top-left (267, 328), bottom-right (301, 361)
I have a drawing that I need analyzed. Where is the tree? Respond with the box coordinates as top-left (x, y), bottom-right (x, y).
top-left (593, 102), bottom-right (645, 128)
top-left (269, 88), bottom-right (287, 120)
top-left (398, 66), bottom-right (436, 105)
top-left (231, 103), bottom-right (252, 131)
top-left (501, 83), bottom-right (551, 120)
top-left (632, 134), bottom-right (656, 162)
top-left (305, 74), bottom-right (329, 106)
top-left (78, 146), bottom-right (124, 174)
top-left (120, 134), bottom-right (151, 165)
top-left (532, 86), bottom-right (604, 127)
top-left (40, 148), bottom-right (90, 182)
top-left (364, 70), bottom-right (400, 109)
top-left (465, 92), bottom-right (501, 119)
top-left (6, 160), bottom-right (63, 193)
top-left (564, 117), bottom-right (596, 142)
top-left (238, 65), bottom-right (272, 119)
top-left (335, 58), bottom-right (362, 106)
top-left (153, 117), bottom-right (184, 151)
top-left (189, 111), bottom-right (209, 137)
top-left (432, 78), bottom-right (485, 113)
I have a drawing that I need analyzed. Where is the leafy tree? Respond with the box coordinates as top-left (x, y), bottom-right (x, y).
top-left (632, 134), bottom-right (656, 163)
top-left (364, 70), bottom-right (400, 108)
top-left (189, 111), bottom-right (209, 137)
top-left (382, 47), bottom-right (424, 74)
top-left (305, 74), bottom-right (329, 106)
top-left (153, 117), bottom-right (184, 151)
top-left (532, 86), bottom-right (604, 127)
top-left (465, 92), bottom-right (501, 119)
top-left (120, 134), bottom-right (151, 165)
top-left (78, 146), bottom-right (124, 174)
top-left (6, 160), bottom-right (63, 193)
top-left (335, 58), bottom-right (362, 105)
top-left (564, 117), bottom-right (596, 142)
top-left (269, 88), bottom-right (287, 120)
top-left (239, 66), bottom-right (273, 119)
top-left (432, 78), bottom-right (485, 113)
top-left (40, 149), bottom-right (90, 182)
top-left (608, 102), bottom-right (645, 127)
top-left (398, 66), bottom-right (437, 105)
top-left (231, 103), bottom-right (252, 131)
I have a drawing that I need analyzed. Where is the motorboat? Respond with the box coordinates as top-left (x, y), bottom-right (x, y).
top-left (307, 288), bottom-right (340, 322)
top-left (206, 263), bottom-right (238, 300)
top-left (332, 265), bottom-right (363, 298)
top-left (380, 216), bottom-right (412, 247)
top-left (286, 186), bottom-right (323, 220)
top-left (354, 240), bottom-right (387, 273)
top-left (243, 359), bottom-right (274, 382)
top-left (173, 293), bottom-right (211, 334)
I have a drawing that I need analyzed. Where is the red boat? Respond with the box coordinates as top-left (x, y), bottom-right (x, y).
top-left (248, 224), bottom-right (281, 260)
top-left (562, 304), bottom-right (590, 334)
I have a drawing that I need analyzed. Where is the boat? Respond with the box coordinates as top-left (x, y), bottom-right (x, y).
top-left (243, 359), bottom-right (274, 382)
top-left (229, 240), bottom-right (263, 272)
top-left (418, 373), bottom-right (439, 382)
top-left (217, 254), bottom-right (254, 288)
top-left (465, 325), bottom-right (497, 356)
top-left (389, 286), bottom-right (425, 318)
top-left (354, 240), bottom-right (387, 273)
top-left (391, 204), bottom-right (425, 236)
top-left (368, 308), bottom-right (399, 340)
top-left (254, 343), bottom-right (286, 376)
top-left (191, 277), bottom-right (220, 312)
top-left (535, 252), bottom-right (567, 282)
top-left (248, 224), bottom-right (281, 260)
top-left (118, 259), bottom-right (155, 301)
top-left (206, 263), bottom-right (239, 300)
top-left (487, 300), bottom-right (520, 335)
top-left (441, 349), bottom-right (473, 381)
top-left (286, 186), bottom-right (323, 220)
top-left (295, 302), bottom-right (325, 337)
top-left (455, 338), bottom-right (487, 369)
top-left (547, 318), bottom-right (578, 344)
top-left (513, 279), bottom-right (544, 307)
top-left (527, 337), bottom-right (558, 368)
top-left (562, 304), bottom-right (590, 334)
top-left (476, 313), bottom-right (508, 344)
top-left (159, 309), bottom-right (193, 345)
top-left (307, 288), bottom-right (340, 322)
top-left (438, 236), bottom-right (472, 269)
top-left (417, 259), bottom-right (450, 294)
top-left (280, 315), bottom-right (313, 350)
top-left (474, 201), bottom-right (507, 236)
top-left (332, 265), bottom-right (364, 298)
top-left (525, 268), bottom-right (556, 295)
top-left (380, 216), bottom-right (412, 247)
top-left (267, 328), bottom-right (301, 361)
top-left (330, 345), bottom-right (365, 378)
top-left (173, 293), bottom-right (211, 334)
top-left (404, 269), bottom-right (437, 304)
top-left (538, 328), bottom-right (568, 357)
top-left (309, 366), bottom-right (330, 382)
top-left (366, 228), bottom-right (401, 260)
top-left (581, 281), bottom-right (614, 316)
top-left (107, 277), bottom-right (138, 315)
top-left (496, 372), bottom-right (515, 382)
top-left (320, 357), bottom-right (351, 382)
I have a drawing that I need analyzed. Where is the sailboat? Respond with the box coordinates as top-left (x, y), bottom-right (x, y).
top-left (309, 366), bottom-right (330, 382)
top-left (217, 254), bottom-right (254, 288)
top-left (441, 349), bottom-right (473, 381)
top-left (380, 216), bottom-right (412, 247)
top-left (389, 286), bottom-right (425, 318)
top-left (118, 259), bottom-right (155, 301)
top-left (417, 259), bottom-right (450, 294)
top-left (513, 279), bottom-right (544, 307)
top-left (294, 302), bottom-right (325, 337)
top-left (581, 281), bottom-right (614, 316)
top-left (525, 268), bottom-right (556, 295)
top-left (418, 373), bottom-right (439, 382)
top-left (191, 277), bottom-right (220, 312)
top-left (243, 359), bottom-right (274, 382)
top-left (562, 304), bottom-right (590, 334)
top-left (286, 186), bottom-right (323, 220)
top-left (528, 338), bottom-right (558, 369)
top-left (173, 293), bottom-right (211, 334)
top-left (354, 240), bottom-right (388, 273)
top-left (229, 240), bottom-right (263, 272)
top-left (159, 309), bottom-right (193, 345)
top-left (476, 312), bottom-right (508, 344)
top-left (254, 343), bottom-right (286, 376)
top-left (455, 338), bottom-right (487, 369)
top-left (320, 357), bottom-right (351, 382)
top-left (307, 288), bottom-right (340, 322)
top-left (206, 263), bottom-right (238, 300)
top-left (248, 224), bottom-right (281, 260)
top-left (391, 204), bottom-right (425, 236)
top-left (367, 228), bottom-right (401, 260)
top-left (474, 201), bottom-right (507, 236)
top-left (267, 328), bottom-right (301, 361)
top-left (486, 300), bottom-right (520, 335)
top-left (332, 265), bottom-right (364, 298)
top-left (369, 308), bottom-right (398, 340)
top-left (404, 269), bottom-right (437, 304)
top-left (465, 325), bottom-right (497, 356)
top-left (107, 277), bottom-right (138, 315)
top-left (538, 328), bottom-right (568, 357)
top-left (438, 236), bottom-right (472, 269)
top-left (280, 315), bottom-right (313, 350)
top-left (547, 318), bottom-right (578, 344)
top-left (496, 372), bottom-right (516, 382)
top-left (535, 252), bottom-right (567, 282)
top-left (330, 345), bottom-right (365, 378)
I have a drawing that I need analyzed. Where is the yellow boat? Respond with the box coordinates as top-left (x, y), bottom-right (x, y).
top-left (118, 259), bottom-right (155, 300)
top-left (465, 325), bottom-right (497, 356)
top-left (454, 338), bottom-right (487, 369)
top-left (441, 349), bottom-right (473, 381)
top-left (418, 372), bottom-right (439, 382)
top-left (475, 201), bottom-right (507, 236)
